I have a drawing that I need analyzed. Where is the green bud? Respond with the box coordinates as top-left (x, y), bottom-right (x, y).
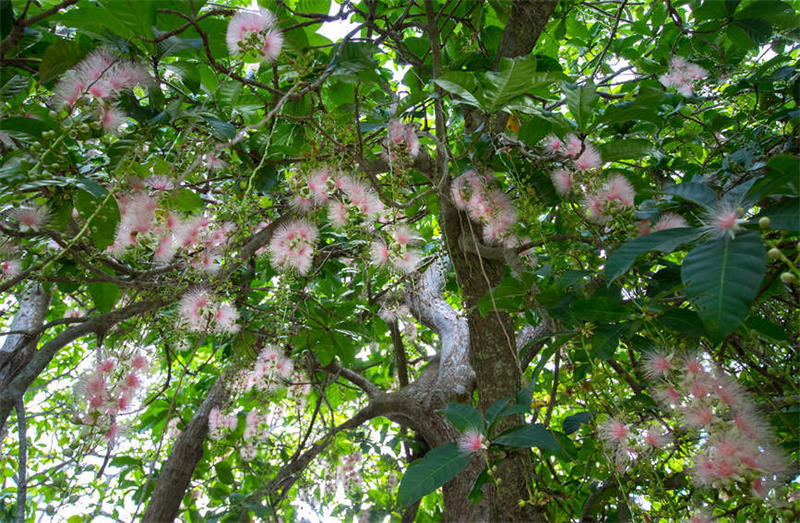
top-left (768, 247), bottom-right (781, 260)
top-left (759, 216), bottom-right (770, 229)
top-left (518, 500), bottom-right (526, 507)
top-left (48, 110), bottom-right (58, 120)
top-left (780, 272), bottom-right (796, 284)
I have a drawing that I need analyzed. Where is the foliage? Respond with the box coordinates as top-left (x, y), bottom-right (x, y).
top-left (0, 0), bottom-right (798, 521)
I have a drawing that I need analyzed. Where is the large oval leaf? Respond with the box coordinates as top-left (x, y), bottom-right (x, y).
top-left (493, 423), bottom-right (559, 452)
top-left (396, 443), bottom-right (471, 507)
top-left (663, 182), bottom-right (717, 208)
top-left (605, 227), bottom-right (701, 282)
top-left (681, 231), bottom-right (766, 342)
top-left (443, 403), bottom-right (483, 432)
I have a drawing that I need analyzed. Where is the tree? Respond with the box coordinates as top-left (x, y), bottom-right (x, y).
top-left (0, 0), bottom-right (798, 521)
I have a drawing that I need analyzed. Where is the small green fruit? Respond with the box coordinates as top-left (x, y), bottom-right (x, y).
top-left (780, 272), bottom-right (796, 284)
top-left (768, 247), bottom-right (781, 260)
top-left (759, 216), bottom-right (770, 229)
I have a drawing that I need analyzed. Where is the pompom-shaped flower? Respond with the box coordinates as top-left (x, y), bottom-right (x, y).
top-left (178, 288), bottom-right (213, 331)
top-left (563, 133), bottom-right (583, 158)
top-left (550, 169), bottom-right (573, 196)
top-left (225, 7), bottom-right (282, 62)
top-left (542, 134), bottom-right (563, 153)
top-left (14, 204), bottom-right (49, 231)
top-left (598, 417), bottom-right (629, 444)
top-left (641, 351), bottom-right (672, 379)
top-left (703, 202), bottom-right (744, 238)
top-left (369, 239), bottom-right (389, 266)
top-left (575, 143), bottom-right (602, 171)
top-left (653, 212), bottom-right (687, 231)
top-left (268, 219), bottom-right (319, 275)
top-left (602, 174), bottom-right (635, 207)
top-left (457, 428), bottom-right (486, 455)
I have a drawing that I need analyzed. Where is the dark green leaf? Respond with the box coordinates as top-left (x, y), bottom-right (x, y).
top-left (484, 398), bottom-right (511, 434)
top-left (468, 468), bottom-right (490, 505)
top-left (39, 40), bottom-right (86, 83)
top-left (215, 462), bottom-right (235, 485)
top-left (493, 423), bottom-right (559, 451)
top-left (442, 403), bottom-right (483, 432)
top-left (563, 81), bottom-right (598, 132)
top-left (597, 139), bottom-right (653, 162)
top-left (396, 443), bottom-right (471, 507)
top-left (663, 182), bottom-right (717, 208)
top-left (760, 198), bottom-right (799, 231)
top-left (562, 411), bottom-right (592, 435)
top-left (605, 227), bottom-right (701, 282)
top-left (681, 232), bottom-right (766, 342)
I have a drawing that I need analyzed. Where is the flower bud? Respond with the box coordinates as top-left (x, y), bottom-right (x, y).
top-left (768, 247), bottom-right (781, 260)
top-left (780, 272), bottom-right (796, 284)
top-left (759, 216), bottom-right (770, 229)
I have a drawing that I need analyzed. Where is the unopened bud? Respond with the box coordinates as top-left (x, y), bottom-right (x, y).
top-left (780, 272), bottom-right (796, 284)
top-left (518, 500), bottom-right (527, 507)
top-left (768, 248), bottom-right (781, 260)
top-left (759, 216), bottom-right (771, 229)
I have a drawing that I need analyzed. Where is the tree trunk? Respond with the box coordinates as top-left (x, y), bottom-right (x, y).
top-left (142, 370), bottom-right (230, 522)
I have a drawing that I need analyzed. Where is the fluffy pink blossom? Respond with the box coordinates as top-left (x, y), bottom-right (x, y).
top-left (179, 288), bottom-right (212, 331)
top-left (704, 203), bottom-right (743, 238)
top-left (1, 259), bottom-right (21, 278)
top-left (575, 143), bottom-right (602, 171)
top-left (225, 7), bottom-right (282, 62)
top-left (542, 134), bottom-right (563, 153)
top-left (240, 444), bottom-right (257, 461)
top-left (563, 134), bottom-right (583, 158)
top-left (550, 169), bottom-right (573, 196)
top-left (660, 56), bottom-right (707, 97)
top-left (214, 302), bottom-right (240, 334)
top-left (386, 120), bottom-right (419, 157)
top-left (457, 428), bottom-right (486, 455)
top-left (260, 30), bottom-right (284, 62)
top-left (598, 417), bottom-right (629, 443)
top-left (682, 405), bottom-right (715, 428)
top-left (369, 240), bottom-right (389, 266)
top-left (131, 354), bottom-right (148, 371)
top-left (603, 174), bottom-right (635, 206)
top-left (641, 351), bottom-right (672, 379)
top-left (307, 168), bottom-right (332, 203)
top-left (653, 385), bottom-right (682, 407)
top-left (146, 175), bottom-right (174, 191)
top-left (268, 220), bottom-right (319, 275)
top-left (341, 179), bottom-right (382, 221)
top-left (643, 427), bottom-right (671, 449)
top-left (391, 249), bottom-right (421, 274)
top-left (653, 212), bottom-right (687, 231)
top-left (393, 225), bottom-right (417, 246)
top-left (327, 201), bottom-right (348, 228)
top-left (14, 205), bottom-right (49, 230)
top-left (100, 105), bottom-right (126, 133)
top-left (582, 194), bottom-right (608, 223)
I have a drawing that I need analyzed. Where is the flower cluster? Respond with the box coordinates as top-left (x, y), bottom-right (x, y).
top-left (582, 174), bottom-right (636, 223)
top-left (54, 50), bottom-right (149, 133)
top-left (451, 169), bottom-right (519, 247)
top-left (369, 224), bottom-right (423, 274)
top-left (637, 212), bottom-right (689, 235)
top-left (208, 407), bottom-right (239, 441)
top-left (384, 119), bottom-right (420, 161)
top-left (600, 352), bottom-right (788, 500)
top-left (659, 56), bottom-right (708, 97)
top-left (597, 415), bottom-right (672, 471)
top-left (13, 204), bottom-right (49, 232)
top-left (177, 288), bottom-right (240, 334)
top-left (238, 345), bottom-right (295, 393)
top-left (108, 191), bottom-right (158, 254)
top-left (225, 7), bottom-right (283, 62)
top-left (543, 133), bottom-right (603, 176)
top-left (268, 219), bottom-right (319, 275)
top-left (339, 452), bottom-right (365, 494)
top-left (76, 352), bottom-right (150, 441)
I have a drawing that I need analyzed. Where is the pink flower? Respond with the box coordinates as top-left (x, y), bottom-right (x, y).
top-left (653, 212), bottom-right (687, 231)
top-left (603, 174), bottom-right (634, 206)
top-left (146, 175), bottom-right (174, 191)
top-left (653, 385), bottom-right (682, 408)
top-left (457, 428), bottom-right (486, 455)
top-left (1, 259), bottom-right (21, 278)
top-left (550, 169), bottom-right (573, 196)
top-left (575, 143), bottom-right (602, 171)
top-left (54, 71), bottom-right (87, 107)
top-left (705, 203), bottom-right (743, 238)
top-left (98, 358), bottom-right (115, 373)
top-left (683, 355), bottom-right (705, 376)
top-left (643, 427), bottom-right (671, 448)
top-left (598, 417), bottom-right (629, 443)
top-left (307, 168), bottom-right (332, 203)
top-left (240, 444), bottom-right (257, 461)
top-left (542, 134), bottom-right (562, 153)
top-left (563, 134), bottom-right (583, 158)
top-left (327, 201), bottom-right (348, 228)
top-left (225, 7), bottom-right (282, 62)
top-left (369, 240), bottom-right (389, 266)
top-left (641, 351), bottom-right (672, 379)
top-left (391, 249), bottom-right (421, 274)
top-left (100, 105), bottom-right (126, 134)
top-left (14, 205), bottom-right (49, 230)
top-left (682, 405), bottom-right (715, 428)
top-left (691, 453), bottom-right (717, 486)
top-left (268, 220), bottom-right (319, 275)
top-left (582, 194), bottom-right (608, 223)
top-left (214, 302), bottom-right (240, 334)
top-left (131, 354), bottom-right (148, 371)
top-left (179, 288), bottom-right (212, 331)
top-left (393, 225), bottom-right (416, 246)
top-left (275, 356), bottom-right (294, 378)
top-left (125, 372), bottom-right (141, 389)
top-left (260, 30), bottom-right (284, 62)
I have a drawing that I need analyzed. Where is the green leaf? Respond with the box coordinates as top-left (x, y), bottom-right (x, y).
top-left (215, 462), bottom-right (235, 485)
top-left (167, 188), bottom-right (204, 213)
top-left (563, 81), bottom-right (598, 132)
top-left (744, 315), bottom-right (789, 342)
top-left (98, 0), bottom-right (156, 39)
top-left (659, 308), bottom-right (705, 337)
top-left (73, 185), bottom-right (120, 251)
top-left (760, 198), bottom-right (799, 231)
top-left (681, 232), bottom-right (766, 342)
top-left (442, 403), bottom-right (483, 432)
top-left (605, 227), bottom-right (701, 282)
top-left (468, 468), bottom-right (490, 505)
top-left (569, 297), bottom-right (627, 323)
top-left (87, 282), bottom-right (121, 313)
top-left (591, 323), bottom-right (626, 361)
top-left (493, 423), bottom-right (559, 451)
top-left (433, 79), bottom-right (483, 108)
top-left (0, 74), bottom-right (30, 100)
top-left (732, 18), bottom-right (773, 45)
top-left (597, 139), bottom-right (653, 162)
top-left (663, 182), bottom-right (717, 208)
top-left (482, 58), bottom-right (558, 112)
top-left (484, 398), bottom-right (511, 434)
top-left (39, 40), bottom-right (86, 83)
top-left (563, 411), bottom-right (592, 435)
top-left (396, 443), bottom-right (471, 507)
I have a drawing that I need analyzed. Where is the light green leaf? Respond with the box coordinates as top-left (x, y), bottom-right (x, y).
top-left (597, 139), bottom-right (653, 162)
top-left (433, 79), bottom-right (483, 108)
top-left (493, 423), bottom-right (559, 451)
top-left (396, 443), bottom-right (471, 507)
top-left (681, 232), bottom-right (766, 342)
top-left (605, 227), bottom-right (702, 282)
top-left (563, 81), bottom-right (597, 132)
top-left (483, 58), bottom-right (557, 113)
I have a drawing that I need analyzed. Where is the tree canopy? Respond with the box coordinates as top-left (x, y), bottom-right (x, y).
top-left (0, 0), bottom-right (798, 521)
